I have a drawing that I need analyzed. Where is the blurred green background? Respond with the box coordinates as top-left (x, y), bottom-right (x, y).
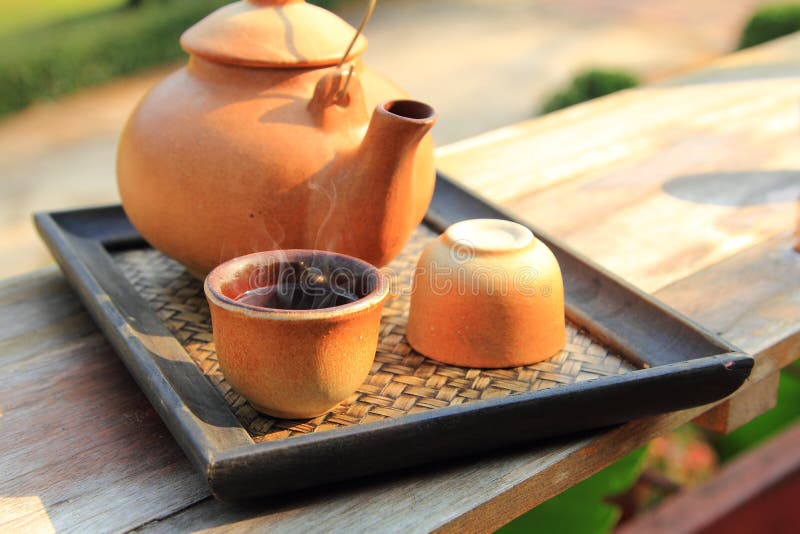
top-left (0, 0), bottom-right (125, 36)
top-left (0, 0), bottom-right (227, 117)
top-left (0, 0), bottom-right (338, 117)
top-left (4, 1), bottom-right (800, 120)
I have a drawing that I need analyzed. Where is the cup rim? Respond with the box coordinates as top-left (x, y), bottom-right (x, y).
top-left (204, 249), bottom-right (389, 320)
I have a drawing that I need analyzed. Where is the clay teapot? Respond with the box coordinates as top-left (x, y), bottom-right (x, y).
top-left (117, 0), bottom-right (436, 276)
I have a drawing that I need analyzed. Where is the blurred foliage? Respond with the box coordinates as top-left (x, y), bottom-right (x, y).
top-left (644, 425), bottom-right (717, 487)
top-left (713, 363), bottom-right (800, 461)
top-left (738, 3), bottom-right (800, 49)
top-left (0, 0), bottom-right (228, 117)
top-left (0, 0), bottom-right (125, 38)
top-left (497, 447), bottom-right (647, 534)
top-left (0, 0), bottom-right (337, 119)
top-left (540, 69), bottom-right (639, 114)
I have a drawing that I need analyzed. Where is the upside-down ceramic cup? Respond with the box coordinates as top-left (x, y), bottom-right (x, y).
top-left (205, 249), bottom-right (389, 419)
top-left (406, 219), bottom-right (566, 368)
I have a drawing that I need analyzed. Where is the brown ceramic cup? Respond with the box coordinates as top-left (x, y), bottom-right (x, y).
top-left (205, 250), bottom-right (389, 419)
top-left (406, 219), bottom-right (566, 368)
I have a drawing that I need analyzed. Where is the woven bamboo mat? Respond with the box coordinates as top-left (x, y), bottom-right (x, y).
top-left (113, 225), bottom-right (635, 442)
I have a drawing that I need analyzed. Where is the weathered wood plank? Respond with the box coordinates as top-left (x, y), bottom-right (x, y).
top-left (694, 372), bottom-right (779, 433)
top-left (658, 232), bottom-right (800, 432)
top-left (0, 268), bottom-right (96, 363)
top-left (656, 232), bottom-right (800, 360)
top-left (437, 36), bottom-right (800, 296)
top-left (0, 270), bottom-right (208, 533)
top-left (141, 403), bottom-right (749, 534)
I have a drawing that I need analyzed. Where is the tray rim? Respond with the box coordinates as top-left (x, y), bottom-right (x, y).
top-left (34, 172), bottom-right (753, 500)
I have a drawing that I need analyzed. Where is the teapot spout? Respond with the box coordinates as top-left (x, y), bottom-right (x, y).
top-left (311, 100), bottom-right (436, 266)
top-left (362, 100), bottom-right (437, 148)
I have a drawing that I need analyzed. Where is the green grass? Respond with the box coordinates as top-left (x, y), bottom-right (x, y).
top-left (541, 69), bottom-right (639, 114)
top-left (0, 0), bottom-right (126, 38)
top-left (738, 3), bottom-right (800, 49)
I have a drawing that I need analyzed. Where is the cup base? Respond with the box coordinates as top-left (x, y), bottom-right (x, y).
top-left (407, 328), bottom-right (566, 369)
top-left (249, 401), bottom-right (340, 420)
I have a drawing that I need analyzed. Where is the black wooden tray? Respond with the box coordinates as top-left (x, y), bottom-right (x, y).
top-left (35, 172), bottom-right (752, 501)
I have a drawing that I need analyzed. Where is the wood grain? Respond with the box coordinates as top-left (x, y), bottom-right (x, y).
top-left (2, 33), bottom-right (800, 533)
top-left (658, 231), bottom-right (800, 432)
top-left (437, 43), bottom-right (800, 295)
top-left (655, 232), bottom-right (800, 361)
top-left (0, 269), bottom-right (209, 532)
top-left (694, 372), bottom-right (779, 433)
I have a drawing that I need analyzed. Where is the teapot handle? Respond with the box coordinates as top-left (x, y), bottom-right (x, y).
top-left (337, 0), bottom-right (376, 69)
top-left (308, 65), bottom-right (368, 128)
top-left (308, 0), bottom-right (375, 127)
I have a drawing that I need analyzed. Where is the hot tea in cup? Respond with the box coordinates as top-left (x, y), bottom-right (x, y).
top-left (205, 249), bottom-right (389, 419)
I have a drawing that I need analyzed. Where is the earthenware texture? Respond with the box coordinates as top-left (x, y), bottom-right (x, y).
top-left (407, 219), bottom-right (567, 368)
top-left (205, 249), bottom-right (389, 418)
top-left (117, 0), bottom-right (437, 275)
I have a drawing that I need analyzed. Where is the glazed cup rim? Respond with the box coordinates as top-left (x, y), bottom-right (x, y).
top-left (204, 249), bottom-right (389, 320)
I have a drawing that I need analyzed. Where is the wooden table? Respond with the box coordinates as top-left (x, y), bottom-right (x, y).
top-left (2, 35), bottom-right (800, 533)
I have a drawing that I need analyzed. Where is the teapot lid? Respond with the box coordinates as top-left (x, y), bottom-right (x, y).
top-left (181, 0), bottom-right (367, 68)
